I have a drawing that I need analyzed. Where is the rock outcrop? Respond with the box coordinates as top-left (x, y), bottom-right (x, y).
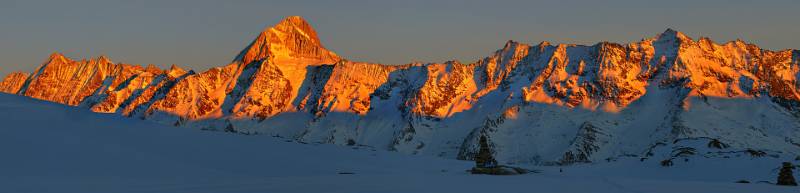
top-left (0, 72), bottom-right (28, 94)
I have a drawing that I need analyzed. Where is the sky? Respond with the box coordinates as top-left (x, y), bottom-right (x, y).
top-left (1, 0), bottom-right (799, 76)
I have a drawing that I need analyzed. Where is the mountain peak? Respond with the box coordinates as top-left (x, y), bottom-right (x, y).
top-left (279, 15), bottom-right (307, 23)
top-left (271, 16), bottom-right (320, 43)
top-left (233, 16), bottom-right (338, 65)
top-left (45, 52), bottom-right (71, 65)
top-left (659, 28), bottom-right (680, 37)
top-left (169, 64), bottom-right (182, 71)
top-left (166, 64), bottom-right (188, 78)
top-left (93, 55), bottom-right (113, 64)
top-left (276, 16), bottom-right (312, 28)
top-left (657, 28), bottom-right (691, 42)
top-left (48, 52), bottom-right (65, 60)
top-left (503, 40), bottom-right (521, 49)
top-left (278, 16), bottom-right (309, 25)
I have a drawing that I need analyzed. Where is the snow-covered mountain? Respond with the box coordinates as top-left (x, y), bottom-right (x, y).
top-left (2, 16), bottom-right (800, 165)
top-left (5, 92), bottom-right (797, 193)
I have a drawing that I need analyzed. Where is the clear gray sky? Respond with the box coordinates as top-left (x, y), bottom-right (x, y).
top-left (1, 0), bottom-right (798, 76)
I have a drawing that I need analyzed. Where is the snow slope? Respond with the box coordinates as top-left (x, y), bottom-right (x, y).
top-left (0, 93), bottom-right (798, 193)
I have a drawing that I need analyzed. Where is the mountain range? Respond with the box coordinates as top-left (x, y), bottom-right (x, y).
top-left (2, 16), bottom-right (800, 165)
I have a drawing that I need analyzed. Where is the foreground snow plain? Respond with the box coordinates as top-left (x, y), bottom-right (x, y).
top-left (0, 93), bottom-right (796, 193)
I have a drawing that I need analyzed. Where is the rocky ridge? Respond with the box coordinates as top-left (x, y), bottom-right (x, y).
top-left (2, 17), bottom-right (799, 165)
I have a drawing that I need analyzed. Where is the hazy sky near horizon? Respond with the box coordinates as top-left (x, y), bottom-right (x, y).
top-left (1, 0), bottom-right (799, 76)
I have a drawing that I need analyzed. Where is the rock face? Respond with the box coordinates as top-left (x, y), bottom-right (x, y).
top-left (777, 162), bottom-right (797, 186)
top-left (234, 16), bottom-right (339, 66)
top-left (8, 53), bottom-right (182, 109)
top-left (2, 16), bottom-right (800, 165)
top-left (0, 72), bottom-right (28, 93)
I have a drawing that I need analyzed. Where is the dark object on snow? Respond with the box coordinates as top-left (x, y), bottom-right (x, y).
top-left (470, 135), bottom-right (530, 175)
top-left (672, 147), bottom-right (696, 157)
top-left (707, 139), bottom-right (729, 149)
top-left (746, 149), bottom-right (767, 157)
top-left (475, 135), bottom-right (498, 168)
top-left (224, 123), bottom-right (236, 133)
top-left (471, 166), bottom-right (530, 175)
top-left (735, 180), bottom-right (750, 183)
top-left (777, 162), bottom-right (797, 186)
top-left (660, 159), bottom-right (673, 167)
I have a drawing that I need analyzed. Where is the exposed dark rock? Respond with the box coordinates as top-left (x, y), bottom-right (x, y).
top-left (707, 139), bottom-right (729, 149)
top-left (560, 122), bottom-right (609, 165)
top-left (777, 162), bottom-right (797, 186)
top-left (661, 159), bottom-right (673, 167)
top-left (746, 149), bottom-right (767, 157)
top-left (475, 135), bottom-right (498, 168)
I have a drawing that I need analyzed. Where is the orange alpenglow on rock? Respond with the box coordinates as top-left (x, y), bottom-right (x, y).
top-left (1, 16), bottom-right (800, 164)
top-left (0, 72), bottom-right (28, 94)
top-left (234, 15), bottom-right (340, 66)
top-left (0, 17), bottom-right (798, 119)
